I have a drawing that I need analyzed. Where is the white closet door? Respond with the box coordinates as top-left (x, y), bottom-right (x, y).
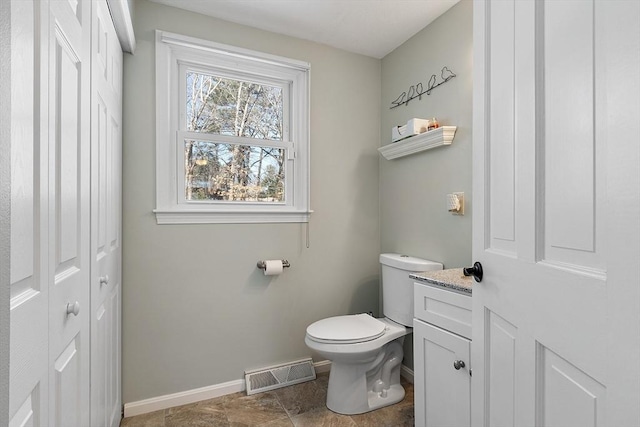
top-left (9, 0), bottom-right (49, 425)
top-left (90, 0), bottom-right (123, 426)
top-left (471, 1), bottom-right (640, 426)
top-left (46, 0), bottom-right (92, 425)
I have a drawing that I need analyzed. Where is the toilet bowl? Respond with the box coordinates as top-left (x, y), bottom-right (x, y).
top-left (305, 253), bottom-right (443, 415)
top-left (305, 314), bottom-right (409, 414)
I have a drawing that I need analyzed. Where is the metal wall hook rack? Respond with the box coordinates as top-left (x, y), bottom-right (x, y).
top-left (257, 260), bottom-right (291, 270)
top-left (390, 66), bottom-right (457, 109)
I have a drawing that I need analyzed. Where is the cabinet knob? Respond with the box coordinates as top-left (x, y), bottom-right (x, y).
top-left (66, 301), bottom-right (80, 316)
top-left (453, 360), bottom-right (466, 370)
top-left (99, 275), bottom-right (109, 286)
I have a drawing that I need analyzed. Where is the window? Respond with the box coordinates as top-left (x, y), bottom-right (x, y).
top-left (154, 31), bottom-right (310, 224)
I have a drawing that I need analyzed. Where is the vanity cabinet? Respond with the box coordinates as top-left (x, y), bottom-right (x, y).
top-left (413, 281), bottom-right (472, 427)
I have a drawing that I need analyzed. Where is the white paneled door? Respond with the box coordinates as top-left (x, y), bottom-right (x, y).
top-left (10, 0), bottom-right (92, 425)
top-left (472, 1), bottom-right (640, 426)
top-left (47, 0), bottom-right (92, 423)
top-left (10, 0), bottom-right (123, 425)
top-left (90, 0), bottom-right (123, 426)
top-left (9, 0), bottom-right (50, 424)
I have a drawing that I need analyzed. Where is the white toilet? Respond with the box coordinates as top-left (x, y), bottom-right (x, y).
top-left (305, 253), bottom-right (443, 415)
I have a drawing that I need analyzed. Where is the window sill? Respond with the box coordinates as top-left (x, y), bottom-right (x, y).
top-left (153, 209), bottom-right (312, 224)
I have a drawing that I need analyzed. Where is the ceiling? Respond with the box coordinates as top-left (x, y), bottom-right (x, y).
top-left (147, 0), bottom-right (461, 58)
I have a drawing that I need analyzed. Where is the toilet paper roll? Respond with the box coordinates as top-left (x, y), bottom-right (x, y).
top-left (263, 260), bottom-right (284, 276)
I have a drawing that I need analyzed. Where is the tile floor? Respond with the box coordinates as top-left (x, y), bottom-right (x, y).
top-left (120, 373), bottom-right (414, 427)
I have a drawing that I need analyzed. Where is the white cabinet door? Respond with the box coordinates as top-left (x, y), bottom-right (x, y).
top-left (47, 0), bottom-right (92, 425)
top-left (414, 319), bottom-right (471, 427)
top-left (90, 1), bottom-right (123, 425)
top-left (472, 1), bottom-right (640, 426)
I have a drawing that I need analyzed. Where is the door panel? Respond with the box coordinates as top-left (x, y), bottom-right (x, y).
top-left (48, 0), bottom-right (91, 425)
top-left (52, 338), bottom-right (83, 426)
top-left (486, 310), bottom-right (517, 427)
top-left (9, 0), bottom-right (49, 423)
top-left (472, 1), bottom-right (640, 426)
top-left (10, 0), bottom-right (37, 299)
top-left (55, 34), bottom-right (81, 266)
top-left (488, 0), bottom-right (516, 253)
top-left (544, 0), bottom-right (595, 254)
top-left (537, 345), bottom-right (606, 427)
top-left (108, 286), bottom-right (122, 426)
top-left (90, 1), bottom-right (123, 425)
top-left (9, 392), bottom-right (38, 427)
top-left (542, 0), bottom-right (605, 271)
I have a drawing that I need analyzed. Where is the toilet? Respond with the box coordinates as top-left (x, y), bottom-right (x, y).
top-left (305, 253), bottom-right (443, 415)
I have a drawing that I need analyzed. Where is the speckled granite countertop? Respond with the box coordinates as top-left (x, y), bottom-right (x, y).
top-left (410, 268), bottom-right (473, 295)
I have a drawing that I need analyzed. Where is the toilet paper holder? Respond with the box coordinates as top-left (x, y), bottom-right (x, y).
top-left (257, 260), bottom-right (291, 270)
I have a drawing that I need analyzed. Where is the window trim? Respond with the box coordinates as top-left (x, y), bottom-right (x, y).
top-left (154, 30), bottom-right (311, 224)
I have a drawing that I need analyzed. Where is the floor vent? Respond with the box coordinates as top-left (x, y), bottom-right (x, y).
top-left (245, 358), bottom-right (316, 395)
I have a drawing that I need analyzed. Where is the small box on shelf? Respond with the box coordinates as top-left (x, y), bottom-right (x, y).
top-left (391, 118), bottom-right (430, 143)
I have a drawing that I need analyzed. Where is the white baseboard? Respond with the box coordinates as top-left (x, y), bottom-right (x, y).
top-left (123, 378), bottom-right (245, 418)
top-left (401, 365), bottom-right (414, 383)
top-left (313, 360), bottom-right (332, 374)
top-left (123, 360), bottom-right (413, 418)
top-left (123, 360), bottom-right (331, 418)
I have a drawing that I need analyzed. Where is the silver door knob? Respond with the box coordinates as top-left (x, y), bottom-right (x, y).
top-left (453, 360), bottom-right (466, 370)
top-left (99, 275), bottom-right (109, 286)
top-left (66, 301), bottom-right (80, 316)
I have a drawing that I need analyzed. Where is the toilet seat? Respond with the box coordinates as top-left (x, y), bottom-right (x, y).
top-left (306, 314), bottom-right (386, 344)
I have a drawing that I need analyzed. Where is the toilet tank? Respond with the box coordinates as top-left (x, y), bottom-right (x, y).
top-left (380, 253), bottom-right (443, 326)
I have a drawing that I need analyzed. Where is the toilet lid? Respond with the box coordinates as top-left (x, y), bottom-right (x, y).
top-left (306, 314), bottom-right (386, 344)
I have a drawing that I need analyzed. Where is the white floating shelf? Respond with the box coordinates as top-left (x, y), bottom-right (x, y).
top-left (378, 126), bottom-right (457, 160)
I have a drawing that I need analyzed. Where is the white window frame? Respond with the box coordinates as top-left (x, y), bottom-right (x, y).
top-left (154, 30), bottom-right (311, 224)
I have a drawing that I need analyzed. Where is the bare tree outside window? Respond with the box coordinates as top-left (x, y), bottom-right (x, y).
top-left (184, 71), bottom-right (285, 202)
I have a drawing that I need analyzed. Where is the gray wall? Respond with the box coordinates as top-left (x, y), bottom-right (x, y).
top-left (126, 0), bottom-right (134, 21)
top-left (123, 0), bottom-right (381, 403)
top-left (0, 0), bottom-right (10, 423)
top-left (380, 0), bottom-right (473, 367)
